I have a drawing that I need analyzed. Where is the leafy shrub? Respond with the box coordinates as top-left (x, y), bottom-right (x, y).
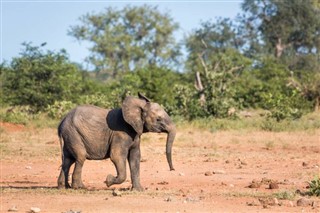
top-left (308, 176), bottom-right (320, 196)
top-left (79, 94), bottom-right (113, 108)
top-left (262, 91), bottom-right (305, 121)
top-left (0, 106), bottom-right (34, 125)
top-left (46, 101), bottom-right (75, 119)
top-left (170, 84), bottom-right (208, 120)
top-left (1, 43), bottom-right (90, 111)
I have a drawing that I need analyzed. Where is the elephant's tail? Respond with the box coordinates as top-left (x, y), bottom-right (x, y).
top-left (58, 133), bottom-right (64, 164)
top-left (57, 123), bottom-right (65, 165)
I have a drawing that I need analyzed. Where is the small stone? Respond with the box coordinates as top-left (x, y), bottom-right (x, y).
top-left (297, 197), bottom-right (312, 207)
top-left (302, 162), bottom-right (308, 167)
top-left (273, 198), bottom-right (279, 205)
top-left (213, 170), bottom-right (226, 174)
top-left (269, 182), bottom-right (279, 189)
top-left (241, 161), bottom-right (247, 165)
top-left (112, 190), bottom-right (122, 197)
top-left (229, 184), bottom-right (234, 187)
top-left (259, 197), bottom-right (277, 206)
top-left (288, 201), bottom-right (294, 207)
top-left (246, 200), bottom-right (260, 206)
top-left (312, 201), bottom-right (318, 208)
top-left (185, 196), bottom-right (199, 202)
top-left (8, 206), bottom-right (18, 212)
top-left (261, 178), bottom-right (272, 184)
top-left (30, 207), bottom-right (41, 213)
top-left (225, 160), bottom-right (230, 164)
top-left (248, 182), bottom-right (261, 188)
top-left (179, 173), bottom-right (185, 176)
top-left (204, 171), bottom-right (212, 176)
top-left (247, 200), bottom-right (261, 206)
top-left (25, 166), bottom-right (32, 170)
top-left (164, 196), bottom-right (173, 202)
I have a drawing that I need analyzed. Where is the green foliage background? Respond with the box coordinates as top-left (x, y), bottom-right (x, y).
top-left (1, 2), bottom-right (319, 125)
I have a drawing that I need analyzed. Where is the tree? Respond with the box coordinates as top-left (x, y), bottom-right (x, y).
top-left (69, 5), bottom-right (181, 79)
top-left (288, 70), bottom-right (320, 112)
top-left (1, 43), bottom-right (89, 111)
top-left (239, 0), bottom-right (320, 113)
top-left (241, 0), bottom-right (320, 58)
top-left (185, 19), bottom-right (251, 117)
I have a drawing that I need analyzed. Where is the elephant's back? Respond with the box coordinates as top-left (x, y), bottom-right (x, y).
top-left (71, 105), bottom-right (110, 130)
top-left (75, 104), bottom-right (109, 115)
top-left (59, 105), bottom-right (110, 141)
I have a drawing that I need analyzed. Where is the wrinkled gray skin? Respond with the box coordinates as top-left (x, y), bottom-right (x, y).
top-left (57, 93), bottom-right (176, 191)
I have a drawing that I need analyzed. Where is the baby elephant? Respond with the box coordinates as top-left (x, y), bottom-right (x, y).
top-left (57, 93), bottom-right (176, 191)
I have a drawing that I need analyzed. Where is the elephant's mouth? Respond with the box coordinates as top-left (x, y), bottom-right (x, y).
top-left (144, 123), bottom-right (164, 133)
top-left (152, 126), bottom-right (162, 133)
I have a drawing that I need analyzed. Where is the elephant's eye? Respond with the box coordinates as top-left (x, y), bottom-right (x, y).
top-left (156, 117), bottom-right (162, 122)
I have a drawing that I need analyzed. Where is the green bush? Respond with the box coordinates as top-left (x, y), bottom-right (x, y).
top-left (170, 84), bottom-right (208, 120)
top-left (106, 66), bottom-right (185, 112)
top-left (0, 106), bottom-right (34, 125)
top-left (262, 92), bottom-right (304, 121)
top-left (308, 176), bottom-right (320, 197)
top-left (1, 43), bottom-right (91, 111)
top-left (79, 94), bottom-right (114, 108)
top-left (46, 101), bottom-right (76, 119)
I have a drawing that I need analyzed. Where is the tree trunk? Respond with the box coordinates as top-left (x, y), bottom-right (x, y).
top-left (275, 38), bottom-right (285, 58)
top-left (275, 37), bottom-right (291, 58)
top-left (195, 71), bottom-right (206, 106)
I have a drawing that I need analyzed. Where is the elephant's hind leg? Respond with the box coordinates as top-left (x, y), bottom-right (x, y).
top-left (58, 156), bottom-right (75, 189)
top-left (71, 159), bottom-right (86, 189)
top-left (71, 145), bottom-right (87, 189)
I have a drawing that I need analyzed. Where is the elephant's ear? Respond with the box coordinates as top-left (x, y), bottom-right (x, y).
top-left (122, 96), bottom-right (146, 135)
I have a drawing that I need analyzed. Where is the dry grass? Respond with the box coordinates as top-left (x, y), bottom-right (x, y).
top-left (0, 127), bottom-right (60, 160)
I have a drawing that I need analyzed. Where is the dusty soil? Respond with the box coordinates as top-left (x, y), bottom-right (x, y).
top-left (1, 122), bottom-right (319, 212)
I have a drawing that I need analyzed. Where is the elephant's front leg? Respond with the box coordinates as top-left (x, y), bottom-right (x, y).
top-left (106, 145), bottom-right (128, 187)
top-left (128, 138), bottom-right (143, 191)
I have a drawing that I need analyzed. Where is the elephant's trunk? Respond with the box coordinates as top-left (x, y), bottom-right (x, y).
top-left (166, 125), bottom-right (176, 171)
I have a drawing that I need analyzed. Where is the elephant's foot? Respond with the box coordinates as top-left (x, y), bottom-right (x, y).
top-left (71, 182), bottom-right (86, 189)
top-left (131, 185), bottom-right (144, 192)
top-left (105, 174), bottom-right (114, 187)
top-left (57, 181), bottom-right (71, 189)
top-left (58, 184), bottom-right (71, 189)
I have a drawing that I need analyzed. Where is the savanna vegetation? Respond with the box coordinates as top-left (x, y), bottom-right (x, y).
top-left (1, 2), bottom-right (320, 211)
top-left (1, 0), bottom-right (320, 130)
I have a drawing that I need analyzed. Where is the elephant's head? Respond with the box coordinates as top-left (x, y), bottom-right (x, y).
top-left (122, 93), bottom-right (176, 171)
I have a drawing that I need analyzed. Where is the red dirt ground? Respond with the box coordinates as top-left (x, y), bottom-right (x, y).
top-left (0, 122), bottom-right (319, 212)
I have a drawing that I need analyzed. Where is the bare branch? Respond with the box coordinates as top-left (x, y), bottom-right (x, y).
top-left (226, 65), bottom-right (244, 74)
top-left (201, 39), bottom-right (208, 49)
top-left (197, 53), bottom-right (209, 77)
